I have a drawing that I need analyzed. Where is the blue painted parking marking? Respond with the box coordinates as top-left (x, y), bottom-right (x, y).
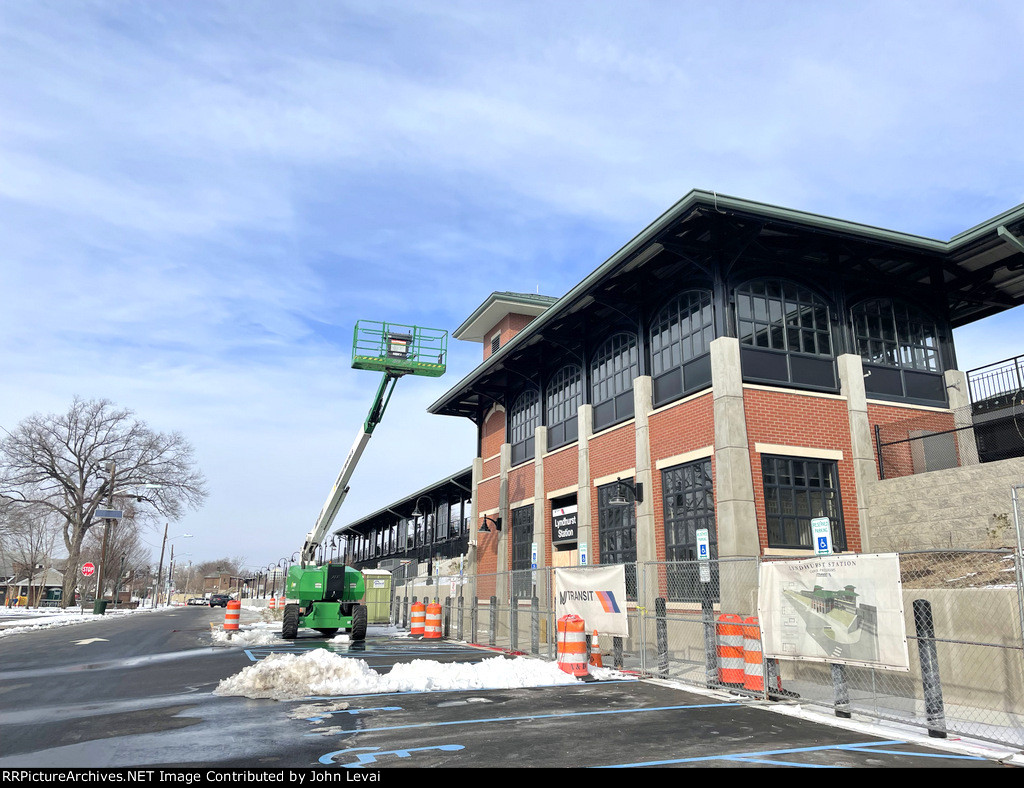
top-left (304, 702), bottom-right (734, 737)
top-left (318, 744), bottom-right (465, 767)
top-left (598, 740), bottom-right (987, 767)
top-left (302, 678), bottom-right (637, 701)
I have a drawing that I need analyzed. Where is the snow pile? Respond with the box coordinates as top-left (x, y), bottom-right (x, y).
top-left (214, 651), bottom-right (582, 700)
top-left (0, 606), bottom-right (156, 639)
top-left (211, 622), bottom-right (282, 646)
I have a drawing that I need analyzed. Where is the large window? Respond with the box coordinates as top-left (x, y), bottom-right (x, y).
top-left (761, 455), bottom-right (847, 551)
top-left (650, 290), bottom-right (714, 406)
top-left (546, 364), bottom-right (583, 451)
top-left (591, 332), bottom-right (639, 431)
top-left (597, 480), bottom-right (637, 600)
top-left (852, 298), bottom-right (945, 403)
top-left (736, 279), bottom-right (836, 390)
top-left (662, 458), bottom-right (718, 602)
top-left (510, 388), bottom-right (540, 465)
top-left (511, 505), bottom-right (533, 600)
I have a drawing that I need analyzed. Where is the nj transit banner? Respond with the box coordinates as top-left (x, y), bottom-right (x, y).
top-left (758, 553), bottom-right (910, 671)
top-left (554, 565), bottom-right (628, 636)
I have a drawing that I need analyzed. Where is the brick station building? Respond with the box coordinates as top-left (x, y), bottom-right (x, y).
top-left (427, 189), bottom-right (1024, 603)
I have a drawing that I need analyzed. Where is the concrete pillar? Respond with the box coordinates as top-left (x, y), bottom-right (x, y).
top-left (577, 403), bottom-right (594, 564)
top-left (497, 442), bottom-right (511, 601)
top-left (467, 456), bottom-right (483, 605)
top-left (711, 337), bottom-right (759, 615)
top-left (838, 354), bottom-right (880, 553)
top-left (633, 376), bottom-right (657, 605)
top-left (533, 425), bottom-right (548, 604)
top-left (945, 368), bottom-right (979, 466)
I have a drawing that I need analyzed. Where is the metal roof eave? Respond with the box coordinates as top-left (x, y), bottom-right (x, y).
top-left (428, 190), bottom-right (1024, 417)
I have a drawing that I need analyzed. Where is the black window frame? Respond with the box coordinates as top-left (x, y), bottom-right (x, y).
top-left (546, 363), bottom-right (582, 451)
top-left (761, 454), bottom-right (847, 551)
top-left (509, 387), bottom-right (540, 465)
top-left (591, 332), bottom-right (639, 432)
top-left (511, 504), bottom-right (533, 600)
top-left (662, 458), bottom-right (719, 602)
top-left (597, 479), bottom-right (637, 600)
top-left (650, 289), bottom-right (715, 407)
top-left (736, 279), bottom-right (837, 391)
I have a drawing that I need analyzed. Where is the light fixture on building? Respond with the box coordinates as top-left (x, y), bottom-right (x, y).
top-left (478, 515), bottom-right (502, 533)
top-left (609, 478), bottom-right (643, 507)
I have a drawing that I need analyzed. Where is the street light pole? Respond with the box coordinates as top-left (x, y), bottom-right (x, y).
top-left (154, 523), bottom-right (168, 608)
top-left (94, 461), bottom-right (116, 601)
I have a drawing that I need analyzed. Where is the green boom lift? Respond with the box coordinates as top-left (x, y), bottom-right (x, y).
top-left (282, 321), bottom-right (447, 640)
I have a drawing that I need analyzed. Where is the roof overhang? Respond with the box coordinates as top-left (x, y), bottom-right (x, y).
top-left (429, 189), bottom-right (1024, 419)
top-left (453, 292), bottom-right (559, 343)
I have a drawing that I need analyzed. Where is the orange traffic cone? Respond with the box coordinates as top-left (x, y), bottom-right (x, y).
top-left (589, 630), bottom-right (603, 667)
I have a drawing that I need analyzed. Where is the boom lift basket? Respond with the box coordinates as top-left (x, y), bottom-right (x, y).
top-left (351, 321), bottom-right (447, 377)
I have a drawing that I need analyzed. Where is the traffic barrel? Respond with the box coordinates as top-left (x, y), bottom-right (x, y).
top-left (223, 600), bottom-right (241, 631)
top-left (716, 614), bottom-right (745, 686)
top-left (589, 630), bottom-right (603, 667)
top-left (269, 597), bottom-right (277, 611)
top-left (743, 616), bottom-right (764, 692)
top-left (410, 601), bottom-right (425, 636)
top-left (278, 596), bottom-right (286, 612)
top-left (556, 615), bottom-right (589, 677)
top-left (424, 603), bottom-right (442, 639)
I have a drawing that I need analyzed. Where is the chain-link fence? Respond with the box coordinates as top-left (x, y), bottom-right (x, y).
top-left (389, 548), bottom-right (1024, 749)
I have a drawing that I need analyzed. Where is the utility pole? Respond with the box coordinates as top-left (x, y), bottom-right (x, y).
top-left (155, 522), bottom-right (168, 608)
top-left (94, 461), bottom-right (116, 601)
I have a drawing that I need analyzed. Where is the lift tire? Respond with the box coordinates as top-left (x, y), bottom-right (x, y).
top-left (350, 605), bottom-right (368, 641)
top-left (282, 604), bottom-right (300, 640)
top-left (315, 628), bottom-right (338, 638)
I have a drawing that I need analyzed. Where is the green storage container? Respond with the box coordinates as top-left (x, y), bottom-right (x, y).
top-left (362, 570), bottom-right (392, 624)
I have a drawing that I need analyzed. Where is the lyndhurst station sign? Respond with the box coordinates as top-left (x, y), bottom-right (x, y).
top-left (552, 504), bottom-right (578, 546)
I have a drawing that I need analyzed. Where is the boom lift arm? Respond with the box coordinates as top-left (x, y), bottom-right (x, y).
top-left (299, 371), bottom-right (403, 564)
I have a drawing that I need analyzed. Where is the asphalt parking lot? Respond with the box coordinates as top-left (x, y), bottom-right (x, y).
top-left (208, 626), bottom-right (1013, 769)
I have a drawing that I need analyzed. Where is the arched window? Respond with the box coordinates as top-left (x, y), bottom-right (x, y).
top-left (735, 279), bottom-right (836, 390)
top-left (591, 332), bottom-right (639, 431)
top-left (650, 289), bottom-right (714, 406)
top-left (509, 388), bottom-right (540, 465)
top-left (852, 298), bottom-right (946, 403)
top-left (546, 364), bottom-right (582, 450)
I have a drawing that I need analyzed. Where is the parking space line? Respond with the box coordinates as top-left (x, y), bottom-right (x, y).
top-left (303, 702), bottom-right (735, 737)
top-left (598, 740), bottom-right (986, 767)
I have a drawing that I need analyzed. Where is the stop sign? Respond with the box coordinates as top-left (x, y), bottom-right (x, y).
top-left (81, 562), bottom-right (96, 577)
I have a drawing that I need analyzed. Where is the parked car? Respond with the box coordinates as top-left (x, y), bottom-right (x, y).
top-left (187, 597), bottom-right (208, 606)
top-left (209, 594), bottom-right (231, 607)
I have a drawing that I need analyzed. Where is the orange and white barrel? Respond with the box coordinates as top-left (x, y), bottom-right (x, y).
top-left (743, 616), bottom-right (764, 692)
top-left (223, 600), bottom-right (241, 631)
top-left (717, 614), bottom-right (745, 685)
top-left (557, 615), bottom-right (589, 677)
top-left (424, 603), bottom-right (442, 639)
top-left (410, 601), bottom-right (425, 636)
top-left (269, 597), bottom-right (277, 611)
top-left (278, 596), bottom-right (286, 611)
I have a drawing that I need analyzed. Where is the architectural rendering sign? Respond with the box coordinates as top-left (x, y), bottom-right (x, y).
top-left (758, 553), bottom-right (910, 671)
top-left (554, 565), bottom-right (628, 636)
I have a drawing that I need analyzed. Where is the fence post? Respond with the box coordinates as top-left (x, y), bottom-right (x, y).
top-left (831, 664), bottom-right (851, 718)
top-left (489, 595), bottom-right (497, 647)
top-left (510, 598), bottom-right (519, 652)
top-left (531, 596), bottom-right (539, 655)
top-left (914, 599), bottom-right (947, 738)
top-left (443, 596), bottom-right (451, 639)
top-left (458, 594), bottom-right (465, 641)
top-left (471, 597), bottom-right (478, 644)
top-left (402, 595), bottom-right (409, 629)
top-left (702, 596), bottom-right (717, 689)
top-left (656, 596), bottom-right (668, 678)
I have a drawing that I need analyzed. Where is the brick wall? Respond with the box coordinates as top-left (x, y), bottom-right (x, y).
top-left (482, 313), bottom-right (536, 361)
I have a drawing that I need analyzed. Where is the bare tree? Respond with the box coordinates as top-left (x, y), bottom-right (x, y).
top-left (0, 503), bottom-right (62, 606)
top-left (0, 397), bottom-right (207, 607)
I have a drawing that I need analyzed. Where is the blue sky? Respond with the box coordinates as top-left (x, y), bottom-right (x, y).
top-left (2, 1), bottom-right (1023, 569)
